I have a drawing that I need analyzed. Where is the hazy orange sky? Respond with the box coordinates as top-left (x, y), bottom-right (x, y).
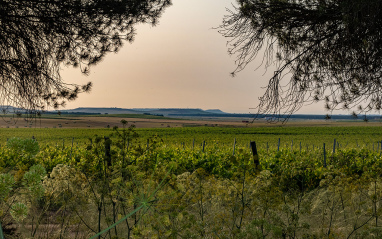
top-left (61, 0), bottom-right (327, 114)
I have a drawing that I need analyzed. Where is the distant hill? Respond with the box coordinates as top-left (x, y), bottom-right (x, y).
top-left (205, 109), bottom-right (226, 114)
top-left (60, 107), bottom-right (218, 116)
top-left (60, 107), bottom-right (141, 115)
top-left (0, 105), bottom-right (17, 113)
top-left (142, 108), bottom-right (211, 116)
top-left (1, 106), bottom-right (381, 121)
top-left (41, 107), bottom-right (382, 121)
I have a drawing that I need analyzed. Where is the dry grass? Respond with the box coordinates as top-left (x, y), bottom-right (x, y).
top-left (0, 115), bottom-right (380, 129)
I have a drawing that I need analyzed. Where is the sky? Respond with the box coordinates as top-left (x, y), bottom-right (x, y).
top-left (61, 0), bottom-right (327, 114)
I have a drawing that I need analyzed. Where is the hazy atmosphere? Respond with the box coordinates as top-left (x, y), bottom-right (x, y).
top-left (3, 1), bottom-right (382, 237)
top-left (62, 0), bottom-right (326, 114)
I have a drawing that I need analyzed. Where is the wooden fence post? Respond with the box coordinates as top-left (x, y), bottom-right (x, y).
top-left (277, 138), bottom-right (280, 151)
top-left (250, 141), bottom-right (259, 166)
top-left (104, 137), bottom-right (112, 166)
top-left (233, 138), bottom-right (236, 156)
top-left (323, 143), bottom-right (327, 168)
top-left (333, 138), bottom-right (336, 154)
top-left (70, 137), bottom-right (74, 158)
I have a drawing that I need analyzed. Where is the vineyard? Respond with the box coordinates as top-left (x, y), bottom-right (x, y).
top-left (2, 124), bottom-right (382, 238)
top-left (1, 125), bottom-right (382, 149)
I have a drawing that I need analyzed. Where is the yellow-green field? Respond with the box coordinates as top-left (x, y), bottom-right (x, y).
top-left (2, 116), bottom-right (382, 238)
top-left (1, 121), bottom-right (382, 151)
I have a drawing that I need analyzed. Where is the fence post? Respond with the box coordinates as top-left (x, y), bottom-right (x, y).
top-left (277, 138), bottom-right (280, 151)
top-left (104, 137), bottom-right (111, 166)
top-left (250, 141), bottom-right (259, 166)
top-left (202, 141), bottom-right (205, 152)
top-left (333, 138), bottom-right (336, 154)
top-left (192, 138), bottom-right (195, 150)
top-left (300, 142), bottom-right (301, 153)
top-left (233, 138), bottom-right (236, 156)
top-left (70, 137), bottom-right (74, 159)
top-left (323, 143), bottom-right (327, 167)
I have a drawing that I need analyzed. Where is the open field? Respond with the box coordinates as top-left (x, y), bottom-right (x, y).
top-left (3, 116), bottom-right (382, 238)
top-left (0, 121), bottom-right (382, 151)
top-left (0, 114), bottom-right (381, 129)
top-left (0, 115), bottom-right (246, 128)
top-left (0, 113), bottom-right (382, 150)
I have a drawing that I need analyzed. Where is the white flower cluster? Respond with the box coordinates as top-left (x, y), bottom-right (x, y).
top-left (43, 164), bottom-right (88, 202)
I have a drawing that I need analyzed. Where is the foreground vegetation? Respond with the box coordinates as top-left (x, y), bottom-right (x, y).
top-left (2, 125), bottom-right (382, 238)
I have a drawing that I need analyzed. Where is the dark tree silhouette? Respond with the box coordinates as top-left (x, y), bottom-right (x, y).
top-left (220, 0), bottom-right (382, 121)
top-left (0, 0), bottom-right (171, 114)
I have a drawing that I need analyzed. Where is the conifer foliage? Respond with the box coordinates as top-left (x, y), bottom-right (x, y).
top-left (220, 0), bottom-right (382, 119)
top-left (0, 0), bottom-right (171, 112)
